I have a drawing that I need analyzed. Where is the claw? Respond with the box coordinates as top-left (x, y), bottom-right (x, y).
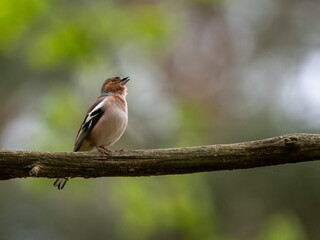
top-left (97, 146), bottom-right (112, 154)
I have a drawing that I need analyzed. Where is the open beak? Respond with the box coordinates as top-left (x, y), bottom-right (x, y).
top-left (120, 77), bottom-right (130, 85)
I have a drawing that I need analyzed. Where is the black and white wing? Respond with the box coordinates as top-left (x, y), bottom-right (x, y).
top-left (74, 96), bottom-right (106, 152)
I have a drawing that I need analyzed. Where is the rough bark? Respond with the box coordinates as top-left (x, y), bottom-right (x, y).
top-left (0, 133), bottom-right (320, 180)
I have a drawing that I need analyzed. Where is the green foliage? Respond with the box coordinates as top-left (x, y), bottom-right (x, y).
top-left (256, 212), bottom-right (307, 240)
top-left (35, 85), bottom-right (82, 152)
top-left (112, 175), bottom-right (221, 240)
top-left (0, 0), bottom-right (47, 51)
top-left (0, 1), bottom-right (173, 69)
top-left (28, 23), bottom-right (94, 68)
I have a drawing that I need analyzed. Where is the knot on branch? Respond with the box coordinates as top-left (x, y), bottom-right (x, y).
top-left (284, 136), bottom-right (300, 151)
top-left (29, 165), bottom-right (41, 177)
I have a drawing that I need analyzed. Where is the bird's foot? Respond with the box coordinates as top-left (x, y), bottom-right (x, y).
top-left (115, 149), bottom-right (124, 152)
top-left (97, 146), bottom-right (112, 155)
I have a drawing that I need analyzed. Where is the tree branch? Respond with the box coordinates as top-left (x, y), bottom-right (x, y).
top-left (1, 133), bottom-right (320, 180)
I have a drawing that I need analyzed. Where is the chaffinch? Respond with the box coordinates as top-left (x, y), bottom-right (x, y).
top-left (54, 76), bottom-right (130, 190)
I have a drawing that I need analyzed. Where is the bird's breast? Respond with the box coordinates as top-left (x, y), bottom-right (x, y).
top-left (89, 96), bottom-right (128, 147)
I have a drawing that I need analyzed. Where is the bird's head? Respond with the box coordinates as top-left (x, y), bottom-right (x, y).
top-left (101, 77), bottom-right (130, 96)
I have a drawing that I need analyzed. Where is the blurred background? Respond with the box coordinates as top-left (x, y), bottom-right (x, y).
top-left (0, 0), bottom-right (320, 239)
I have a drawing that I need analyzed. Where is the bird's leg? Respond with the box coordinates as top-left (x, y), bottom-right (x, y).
top-left (96, 146), bottom-right (112, 154)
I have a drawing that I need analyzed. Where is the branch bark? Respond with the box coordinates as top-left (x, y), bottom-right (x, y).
top-left (1, 133), bottom-right (320, 180)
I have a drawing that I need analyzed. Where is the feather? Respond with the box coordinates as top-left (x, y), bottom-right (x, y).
top-left (73, 96), bottom-right (107, 152)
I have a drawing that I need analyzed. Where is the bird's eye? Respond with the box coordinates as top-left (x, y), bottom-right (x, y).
top-left (112, 79), bottom-right (116, 82)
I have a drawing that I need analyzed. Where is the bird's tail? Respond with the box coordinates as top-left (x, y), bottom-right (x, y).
top-left (53, 178), bottom-right (68, 190)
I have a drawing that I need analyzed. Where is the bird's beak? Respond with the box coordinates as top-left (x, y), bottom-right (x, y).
top-left (120, 77), bottom-right (130, 85)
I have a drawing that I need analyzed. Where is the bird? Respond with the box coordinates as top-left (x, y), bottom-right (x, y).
top-left (53, 76), bottom-right (130, 190)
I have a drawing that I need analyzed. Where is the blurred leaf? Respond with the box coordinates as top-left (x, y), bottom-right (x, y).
top-left (255, 212), bottom-right (307, 240)
top-left (25, 3), bottom-right (174, 69)
top-left (28, 23), bottom-right (95, 68)
top-left (34, 85), bottom-right (82, 151)
top-left (111, 175), bottom-right (223, 240)
top-left (0, 0), bottom-right (47, 51)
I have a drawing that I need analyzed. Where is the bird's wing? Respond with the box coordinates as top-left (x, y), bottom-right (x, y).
top-left (74, 96), bottom-right (106, 152)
